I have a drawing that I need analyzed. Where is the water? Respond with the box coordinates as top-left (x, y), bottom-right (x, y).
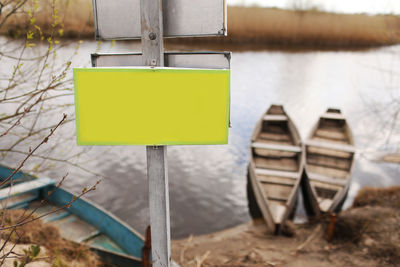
top-left (1, 38), bottom-right (399, 238)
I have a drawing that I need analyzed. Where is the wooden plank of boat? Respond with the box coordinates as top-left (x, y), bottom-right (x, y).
top-left (249, 104), bottom-right (303, 234)
top-left (303, 108), bottom-right (355, 215)
top-left (252, 142), bottom-right (301, 153)
top-left (0, 165), bottom-right (145, 267)
top-left (306, 140), bottom-right (355, 153)
top-left (263, 114), bottom-right (287, 121)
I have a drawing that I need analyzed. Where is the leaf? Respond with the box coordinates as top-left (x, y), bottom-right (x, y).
top-left (31, 245), bottom-right (41, 257)
top-left (13, 261), bottom-right (18, 267)
top-left (26, 31), bottom-right (34, 39)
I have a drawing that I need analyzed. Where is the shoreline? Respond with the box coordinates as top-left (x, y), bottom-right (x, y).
top-left (172, 186), bottom-right (400, 266)
top-left (3, 4), bottom-right (400, 49)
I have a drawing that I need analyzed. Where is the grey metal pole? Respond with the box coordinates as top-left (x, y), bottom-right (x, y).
top-left (140, 1), bottom-right (170, 267)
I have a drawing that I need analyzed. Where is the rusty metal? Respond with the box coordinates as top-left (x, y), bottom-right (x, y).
top-left (142, 226), bottom-right (152, 267)
top-left (327, 212), bottom-right (337, 241)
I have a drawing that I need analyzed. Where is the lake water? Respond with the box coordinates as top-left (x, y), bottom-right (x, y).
top-left (1, 38), bottom-right (399, 238)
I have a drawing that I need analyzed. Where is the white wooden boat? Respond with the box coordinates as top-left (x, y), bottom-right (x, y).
top-left (248, 105), bottom-right (303, 234)
top-left (302, 108), bottom-right (355, 215)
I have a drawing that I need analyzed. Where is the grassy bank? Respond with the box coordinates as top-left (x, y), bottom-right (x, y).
top-left (2, 1), bottom-right (400, 49)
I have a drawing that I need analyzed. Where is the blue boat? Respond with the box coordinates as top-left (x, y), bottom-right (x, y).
top-left (0, 164), bottom-right (145, 267)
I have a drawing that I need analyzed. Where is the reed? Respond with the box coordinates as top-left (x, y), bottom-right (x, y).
top-left (3, 1), bottom-right (400, 48)
top-left (229, 7), bottom-right (400, 46)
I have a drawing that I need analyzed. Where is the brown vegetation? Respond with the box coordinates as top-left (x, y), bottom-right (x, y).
top-left (2, 1), bottom-right (400, 48)
top-left (172, 186), bottom-right (400, 266)
top-left (182, 7), bottom-right (400, 48)
top-left (1, 210), bottom-right (107, 266)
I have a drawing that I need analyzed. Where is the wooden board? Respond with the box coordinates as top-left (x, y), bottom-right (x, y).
top-left (255, 157), bottom-right (299, 172)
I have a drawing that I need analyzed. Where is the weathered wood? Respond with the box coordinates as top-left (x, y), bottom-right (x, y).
top-left (306, 139), bottom-right (355, 153)
top-left (254, 148), bottom-right (297, 158)
top-left (255, 157), bottom-right (299, 172)
top-left (306, 154), bottom-right (352, 170)
top-left (307, 164), bottom-right (349, 179)
top-left (315, 128), bottom-right (347, 141)
top-left (0, 177), bottom-right (54, 200)
top-left (321, 112), bottom-right (345, 120)
top-left (141, 1), bottom-right (171, 266)
top-left (255, 168), bottom-right (299, 179)
top-left (307, 146), bottom-right (352, 159)
top-left (311, 181), bottom-right (342, 191)
top-left (259, 176), bottom-right (296, 186)
top-left (49, 215), bottom-right (100, 243)
top-left (258, 132), bottom-right (291, 143)
top-left (263, 114), bottom-right (287, 121)
top-left (252, 142), bottom-right (301, 153)
top-left (140, 0), bottom-right (164, 67)
top-left (307, 171), bottom-right (347, 186)
top-left (261, 183), bottom-right (293, 201)
top-left (146, 146), bottom-right (170, 267)
top-left (249, 105), bottom-right (303, 234)
top-left (248, 163), bottom-right (276, 231)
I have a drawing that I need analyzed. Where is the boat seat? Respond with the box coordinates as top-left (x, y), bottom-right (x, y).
top-left (255, 168), bottom-right (299, 179)
top-left (50, 215), bottom-right (100, 243)
top-left (307, 171), bottom-right (347, 186)
top-left (306, 140), bottom-right (355, 153)
top-left (263, 114), bottom-right (287, 121)
top-left (252, 142), bottom-right (301, 153)
top-left (321, 113), bottom-right (345, 120)
top-left (0, 177), bottom-right (54, 201)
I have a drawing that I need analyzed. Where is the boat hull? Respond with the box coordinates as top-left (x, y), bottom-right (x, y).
top-left (249, 105), bottom-right (303, 234)
top-left (302, 108), bottom-right (355, 215)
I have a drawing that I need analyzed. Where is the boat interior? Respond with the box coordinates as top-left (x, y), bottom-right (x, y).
top-left (252, 105), bottom-right (302, 224)
top-left (306, 110), bottom-right (355, 211)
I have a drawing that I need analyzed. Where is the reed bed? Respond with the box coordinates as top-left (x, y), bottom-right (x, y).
top-left (178, 7), bottom-right (400, 49)
top-left (3, 1), bottom-right (400, 48)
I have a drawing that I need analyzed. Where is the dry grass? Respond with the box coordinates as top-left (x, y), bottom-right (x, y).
top-left (3, 1), bottom-right (400, 48)
top-left (226, 7), bottom-right (400, 47)
top-left (1, 210), bottom-right (108, 267)
top-left (353, 186), bottom-right (400, 208)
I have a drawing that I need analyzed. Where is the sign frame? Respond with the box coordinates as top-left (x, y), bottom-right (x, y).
top-left (92, 0), bottom-right (227, 40)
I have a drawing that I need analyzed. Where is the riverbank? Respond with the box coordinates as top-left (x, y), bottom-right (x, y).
top-left (3, 0), bottom-right (400, 49)
top-left (172, 186), bottom-right (400, 266)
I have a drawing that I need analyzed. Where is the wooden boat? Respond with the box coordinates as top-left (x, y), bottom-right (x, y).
top-left (248, 105), bottom-right (303, 234)
top-left (0, 165), bottom-right (145, 267)
top-left (302, 108), bottom-right (355, 215)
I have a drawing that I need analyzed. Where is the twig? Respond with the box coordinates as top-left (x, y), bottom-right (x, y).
top-left (0, 179), bottom-right (100, 230)
top-left (0, 113), bottom-right (67, 188)
top-left (294, 224), bottom-right (322, 253)
top-left (195, 251), bottom-right (210, 267)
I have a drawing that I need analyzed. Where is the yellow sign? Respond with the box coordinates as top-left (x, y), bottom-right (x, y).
top-left (73, 68), bottom-right (230, 145)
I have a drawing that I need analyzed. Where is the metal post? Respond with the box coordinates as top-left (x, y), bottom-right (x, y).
top-left (140, 1), bottom-right (170, 267)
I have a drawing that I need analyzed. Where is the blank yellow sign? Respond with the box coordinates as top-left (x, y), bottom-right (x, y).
top-left (73, 68), bottom-right (230, 145)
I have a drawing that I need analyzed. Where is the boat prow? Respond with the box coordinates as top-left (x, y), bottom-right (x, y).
top-left (249, 104), bottom-right (303, 234)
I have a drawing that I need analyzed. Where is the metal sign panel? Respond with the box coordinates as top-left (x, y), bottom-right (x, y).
top-left (73, 67), bottom-right (230, 145)
top-left (91, 52), bottom-right (231, 69)
top-left (92, 0), bottom-right (227, 40)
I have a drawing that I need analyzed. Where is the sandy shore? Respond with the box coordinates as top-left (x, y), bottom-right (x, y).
top-left (172, 187), bottom-right (400, 267)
